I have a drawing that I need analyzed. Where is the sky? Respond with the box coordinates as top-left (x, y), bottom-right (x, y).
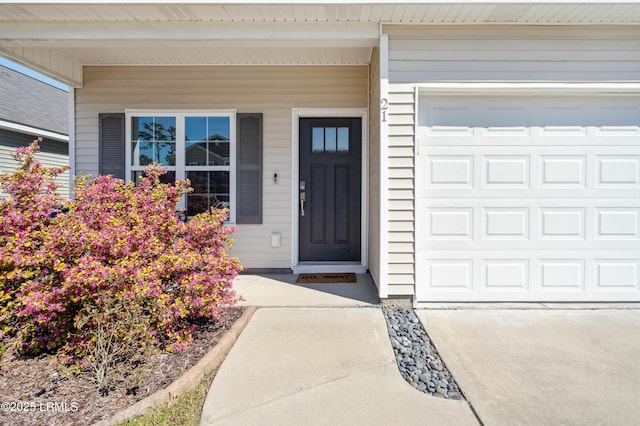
top-left (0, 56), bottom-right (69, 92)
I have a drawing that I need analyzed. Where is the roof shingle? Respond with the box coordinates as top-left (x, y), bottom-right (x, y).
top-left (0, 65), bottom-right (68, 136)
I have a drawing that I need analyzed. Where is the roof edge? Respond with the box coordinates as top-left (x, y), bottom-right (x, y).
top-left (0, 119), bottom-right (69, 142)
top-left (3, 0), bottom-right (640, 4)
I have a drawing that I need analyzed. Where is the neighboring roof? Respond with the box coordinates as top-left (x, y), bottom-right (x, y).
top-left (0, 1), bottom-right (639, 86)
top-left (0, 65), bottom-right (68, 136)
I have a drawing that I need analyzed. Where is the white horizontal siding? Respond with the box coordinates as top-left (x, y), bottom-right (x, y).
top-left (0, 129), bottom-right (69, 198)
top-left (382, 24), bottom-right (640, 299)
top-left (387, 84), bottom-right (416, 296)
top-left (75, 65), bottom-right (367, 269)
top-left (386, 25), bottom-right (640, 83)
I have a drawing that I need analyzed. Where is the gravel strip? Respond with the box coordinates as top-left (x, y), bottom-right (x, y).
top-left (382, 307), bottom-right (464, 400)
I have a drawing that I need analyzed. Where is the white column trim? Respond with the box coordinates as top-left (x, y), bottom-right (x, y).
top-left (379, 33), bottom-right (390, 298)
top-left (67, 87), bottom-right (75, 198)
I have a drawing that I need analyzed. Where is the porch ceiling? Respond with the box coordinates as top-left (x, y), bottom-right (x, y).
top-left (2, 2), bottom-right (640, 24)
top-left (1, 1), bottom-right (639, 86)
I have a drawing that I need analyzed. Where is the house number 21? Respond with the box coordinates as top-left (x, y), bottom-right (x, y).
top-left (380, 98), bottom-right (388, 122)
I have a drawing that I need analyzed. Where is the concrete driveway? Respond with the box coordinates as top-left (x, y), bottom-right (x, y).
top-left (416, 308), bottom-right (640, 426)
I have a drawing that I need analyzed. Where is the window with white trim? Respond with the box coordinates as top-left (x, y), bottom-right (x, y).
top-left (126, 110), bottom-right (236, 221)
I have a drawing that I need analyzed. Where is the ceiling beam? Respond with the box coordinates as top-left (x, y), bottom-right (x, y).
top-left (0, 21), bottom-right (379, 46)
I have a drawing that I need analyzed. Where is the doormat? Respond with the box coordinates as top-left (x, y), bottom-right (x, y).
top-left (295, 273), bottom-right (357, 284)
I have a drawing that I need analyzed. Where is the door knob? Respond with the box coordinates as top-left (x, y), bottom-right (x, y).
top-left (300, 192), bottom-right (306, 216)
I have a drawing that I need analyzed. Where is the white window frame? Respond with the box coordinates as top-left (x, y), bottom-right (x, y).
top-left (125, 109), bottom-right (237, 223)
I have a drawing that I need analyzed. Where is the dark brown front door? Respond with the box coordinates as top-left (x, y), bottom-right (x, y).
top-left (299, 118), bottom-right (361, 261)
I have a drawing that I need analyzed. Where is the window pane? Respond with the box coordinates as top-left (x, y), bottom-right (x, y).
top-left (187, 171), bottom-right (209, 193)
top-left (185, 142), bottom-right (208, 166)
top-left (325, 127), bottom-right (337, 152)
top-left (186, 195), bottom-right (209, 217)
top-left (157, 141), bottom-right (176, 166)
top-left (185, 117), bottom-right (206, 142)
top-left (133, 117), bottom-right (153, 141)
top-left (132, 116), bottom-right (176, 166)
top-left (207, 117), bottom-right (230, 166)
top-left (185, 117), bottom-right (208, 165)
top-left (132, 141), bottom-right (154, 166)
top-left (337, 127), bottom-right (349, 152)
top-left (153, 117), bottom-right (176, 166)
top-left (209, 171), bottom-right (230, 204)
top-left (154, 117), bottom-right (176, 142)
top-left (208, 117), bottom-right (230, 140)
top-left (132, 170), bottom-right (175, 185)
top-left (186, 171), bottom-right (230, 216)
top-left (185, 116), bottom-right (230, 166)
top-left (312, 127), bottom-right (324, 152)
top-left (209, 140), bottom-right (230, 166)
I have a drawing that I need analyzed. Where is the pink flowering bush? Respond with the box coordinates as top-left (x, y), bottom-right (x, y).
top-left (0, 138), bottom-right (69, 347)
top-left (0, 139), bottom-right (241, 368)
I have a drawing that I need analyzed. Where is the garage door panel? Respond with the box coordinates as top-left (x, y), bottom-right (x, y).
top-left (418, 150), bottom-right (640, 198)
top-left (416, 96), bottom-right (640, 302)
top-left (596, 156), bottom-right (640, 187)
top-left (539, 155), bottom-right (586, 187)
top-left (427, 155), bottom-right (474, 187)
top-left (419, 188), bottom-right (640, 200)
top-left (417, 250), bottom-right (640, 302)
top-left (417, 200), bottom-right (640, 251)
top-left (594, 260), bottom-right (640, 292)
top-left (423, 135), bottom-right (640, 146)
top-left (595, 208), bottom-right (640, 239)
top-left (483, 208), bottom-right (529, 240)
top-left (484, 156), bottom-right (530, 188)
top-left (538, 208), bottom-right (586, 240)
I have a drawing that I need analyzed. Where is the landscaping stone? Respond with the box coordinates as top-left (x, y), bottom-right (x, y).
top-left (382, 307), bottom-right (465, 400)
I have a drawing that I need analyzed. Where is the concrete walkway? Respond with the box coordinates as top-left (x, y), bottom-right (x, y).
top-left (416, 308), bottom-right (640, 426)
top-left (202, 274), bottom-right (640, 425)
top-left (200, 307), bottom-right (478, 426)
top-left (233, 273), bottom-right (380, 307)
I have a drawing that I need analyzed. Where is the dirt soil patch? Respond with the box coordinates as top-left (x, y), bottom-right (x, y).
top-left (0, 307), bottom-right (244, 426)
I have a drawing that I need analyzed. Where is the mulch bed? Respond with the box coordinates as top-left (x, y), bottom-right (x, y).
top-left (0, 307), bottom-right (244, 426)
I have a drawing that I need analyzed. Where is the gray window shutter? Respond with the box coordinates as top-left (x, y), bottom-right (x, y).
top-left (236, 113), bottom-right (263, 224)
top-left (99, 113), bottom-right (125, 180)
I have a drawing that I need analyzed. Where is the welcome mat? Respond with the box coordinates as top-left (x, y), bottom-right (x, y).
top-left (295, 273), bottom-right (357, 284)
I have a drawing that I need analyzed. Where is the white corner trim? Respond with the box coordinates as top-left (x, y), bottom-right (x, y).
top-left (0, 119), bottom-right (68, 142)
top-left (67, 87), bottom-right (75, 198)
top-left (378, 33), bottom-right (390, 299)
top-left (417, 82), bottom-right (640, 96)
top-left (291, 107), bottom-right (369, 272)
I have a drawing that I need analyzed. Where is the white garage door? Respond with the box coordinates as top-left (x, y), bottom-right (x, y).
top-left (416, 96), bottom-right (640, 302)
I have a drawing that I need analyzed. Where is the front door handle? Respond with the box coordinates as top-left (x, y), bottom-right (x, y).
top-left (300, 192), bottom-right (306, 217)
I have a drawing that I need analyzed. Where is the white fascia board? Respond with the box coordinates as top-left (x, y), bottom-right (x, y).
top-left (417, 82), bottom-right (640, 96)
top-left (3, 1), bottom-right (640, 4)
top-left (0, 21), bottom-right (379, 46)
top-left (0, 120), bottom-right (68, 142)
